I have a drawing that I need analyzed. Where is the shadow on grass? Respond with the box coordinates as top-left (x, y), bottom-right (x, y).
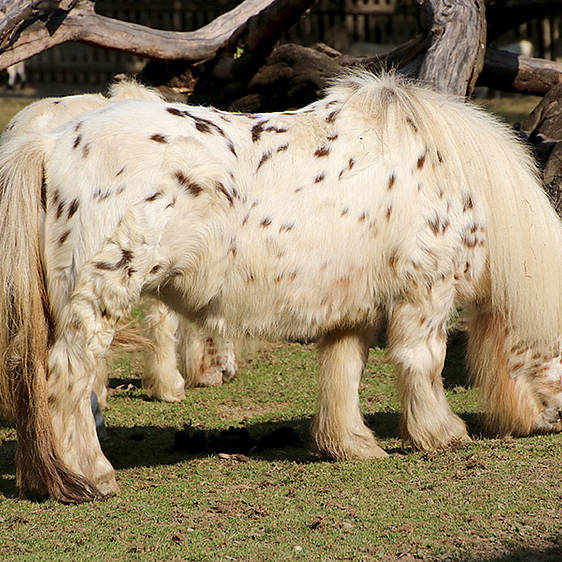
top-left (477, 542), bottom-right (562, 561)
top-left (0, 408), bottom-right (487, 500)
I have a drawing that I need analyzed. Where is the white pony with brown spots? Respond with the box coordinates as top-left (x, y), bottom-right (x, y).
top-left (0, 71), bottom-right (560, 503)
top-left (0, 81), bottom-right (237, 411)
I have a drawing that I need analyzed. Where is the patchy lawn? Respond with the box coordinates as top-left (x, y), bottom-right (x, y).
top-left (1, 343), bottom-right (561, 561)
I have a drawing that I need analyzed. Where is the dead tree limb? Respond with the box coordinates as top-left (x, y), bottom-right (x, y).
top-left (416, 0), bottom-right (487, 96)
top-left (478, 47), bottom-right (562, 95)
top-left (0, 0), bottom-right (313, 70)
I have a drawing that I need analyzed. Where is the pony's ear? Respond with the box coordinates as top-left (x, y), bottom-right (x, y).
top-left (107, 79), bottom-right (164, 102)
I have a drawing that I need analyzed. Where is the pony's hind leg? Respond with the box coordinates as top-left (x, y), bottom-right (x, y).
top-left (47, 199), bottom-right (174, 497)
top-left (142, 298), bottom-right (186, 402)
top-left (387, 286), bottom-right (470, 451)
top-left (466, 310), bottom-right (562, 436)
top-left (312, 328), bottom-right (388, 460)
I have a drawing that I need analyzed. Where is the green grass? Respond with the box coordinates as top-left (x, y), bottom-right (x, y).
top-left (1, 343), bottom-right (561, 561)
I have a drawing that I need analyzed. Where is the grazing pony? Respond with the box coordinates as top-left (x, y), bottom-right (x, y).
top-left (0, 81), bottom-right (237, 410)
top-left (0, 71), bottom-right (560, 503)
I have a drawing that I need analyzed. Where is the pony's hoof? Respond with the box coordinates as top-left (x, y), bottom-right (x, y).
top-left (94, 471), bottom-right (120, 498)
top-left (143, 370), bottom-right (186, 402)
top-left (314, 429), bottom-right (388, 460)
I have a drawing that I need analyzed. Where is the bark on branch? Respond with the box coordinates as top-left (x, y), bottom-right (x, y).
top-left (0, 0), bottom-right (314, 70)
top-left (416, 0), bottom-right (487, 96)
top-left (478, 47), bottom-right (562, 95)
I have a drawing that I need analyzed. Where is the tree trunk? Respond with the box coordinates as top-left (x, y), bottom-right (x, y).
top-left (416, 0), bottom-right (487, 96)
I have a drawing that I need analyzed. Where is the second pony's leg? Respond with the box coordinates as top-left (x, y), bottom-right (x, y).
top-left (177, 319), bottom-right (238, 387)
top-left (142, 299), bottom-right (186, 402)
top-left (47, 198), bottom-right (174, 496)
top-left (387, 282), bottom-right (470, 451)
top-left (312, 328), bottom-right (388, 460)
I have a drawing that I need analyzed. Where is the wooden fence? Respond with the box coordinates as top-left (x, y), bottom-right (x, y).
top-left (19, 0), bottom-right (562, 88)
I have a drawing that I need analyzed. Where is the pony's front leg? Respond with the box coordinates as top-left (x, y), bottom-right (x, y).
top-left (387, 286), bottom-right (470, 451)
top-left (47, 201), bottom-right (173, 497)
top-left (312, 329), bottom-right (388, 460)
top-left (142, 299), bottom-right (186, 402)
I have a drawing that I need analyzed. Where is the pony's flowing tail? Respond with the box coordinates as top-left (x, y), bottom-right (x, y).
top-left (0, 134), bottom-right (99, 501)
top-left (455, 101), bottom-right (562, 434)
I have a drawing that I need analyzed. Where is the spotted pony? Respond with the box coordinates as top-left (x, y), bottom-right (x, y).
top-left (0, 80), bottom-right (237, 413)
top-left (0, 71), bottom-right (560, 503)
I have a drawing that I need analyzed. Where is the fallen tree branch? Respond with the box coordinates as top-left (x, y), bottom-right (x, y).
top-left (0, 0), bottom-right (313, 70)
top-left (478, 47), bottom-right (562, 94)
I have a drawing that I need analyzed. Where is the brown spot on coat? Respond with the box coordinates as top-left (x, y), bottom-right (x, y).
top-left (326, 110), bottom-right (340, 123)
top-left (251, 120), bottom-right (268, 142)
top-left (417, 151), bottom-right (426, 170)
top-left (167, 107), bottom-right (185, 117)
top-left (59, 230), bottom-right (71, 246)
top-left (358, 212), bottom-right (367, 222)
top-left (462, 234), bottom-right (478, 248)
top-left (56, 201), bottom-right (65, 220)
top-left (195, 121), bottom-right (211, 134)
top-left (314, 172), bottom-right (325, 183)
top-left (265, 126), bottom-right (287, 134)
top-left (327, 134), bottom-right (338, 141)
top-left (216, 182), bottom-right (234, 207)
top-left (386, 206), bottom-right (392, 221)
top-left (341, 208), bottom-right (349, 216)
top-left (67, 198), bottom-right (79, 219)
top-left (257, 151), bottom-right (272, 171)
top-left (175, 171), bottom-right (203, 196)
top-left (314, 146), bottom-right (330, 158)
top-left (427, 216), bottom-right (440, 235)
top-left (277, 144), bottom-right (289, 152)
top-left (145, 192), bottom-right (162, 202)
top-left (150, 133), bottom-right (167, 143)
top-left (227, 141), bottom-right (237, 157)
top-left (388, 250), bottom-right (399, 270)
top-left (387, 173), bottom-right (396, 190)
top-left (463, 193), bottom-right (474, 212)
top-left (94, 248), bottom-right (133, 271)
top-left (260, 217), bottom-right (272, 228)
top-left (406, 117), bottom-right (418, 132)
top-left (73, 135), bottom-right (81, 149)
top-left (279, 223), bottom-right (294, 233)
top-left (116, 167), bottom-right (125, 177)
top-left (82, 143), bottom-right (90, 158)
